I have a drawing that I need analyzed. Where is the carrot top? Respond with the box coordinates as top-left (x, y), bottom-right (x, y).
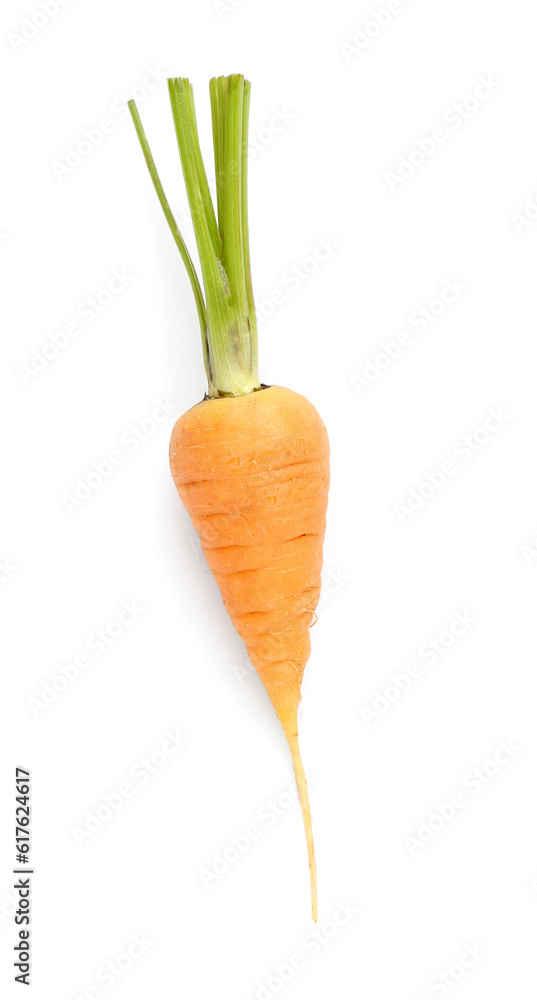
top-left (128, 76), bottom-right (260, 399)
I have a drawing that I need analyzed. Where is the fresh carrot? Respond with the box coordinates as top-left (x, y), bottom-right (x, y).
top-left (128, 75), bottom-right (329, 921)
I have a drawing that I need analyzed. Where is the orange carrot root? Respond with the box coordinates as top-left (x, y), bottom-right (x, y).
top-left (170, 384), bottom-right (329, 917)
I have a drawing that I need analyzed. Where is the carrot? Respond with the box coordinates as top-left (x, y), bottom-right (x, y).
top-left (128, 75), bottom-right (329, 921)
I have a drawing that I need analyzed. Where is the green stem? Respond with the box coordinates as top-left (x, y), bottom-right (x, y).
top-left (240, 80), bottom-right (258, 379)
top-left (221, 77), bottom-right (248, 325)
top-left (128, 99), bottom-right (208, 370)
top-left (129, 76), bottom-right (260, 398)
top-left (181, 80), bottom-right (222, 260)
top-left (210, 76), bottom-right (228, 238)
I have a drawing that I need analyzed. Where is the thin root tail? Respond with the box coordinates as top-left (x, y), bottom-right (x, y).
top-left (281, 719), bottom-right (318, 922)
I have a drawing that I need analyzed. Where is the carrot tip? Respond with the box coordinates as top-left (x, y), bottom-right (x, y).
top-left (280, 717), bottom-right (318, 921)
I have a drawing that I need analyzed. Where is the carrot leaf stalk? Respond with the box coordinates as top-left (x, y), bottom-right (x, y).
top-left (128, 75), bottom-right (260, 398)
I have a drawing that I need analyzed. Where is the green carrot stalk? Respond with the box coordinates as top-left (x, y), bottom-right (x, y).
top-left (128, 75), bottom-right (260, 398)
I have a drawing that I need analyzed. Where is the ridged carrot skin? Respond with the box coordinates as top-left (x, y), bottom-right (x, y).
top-left (170, 384), bottom-right (330, 918)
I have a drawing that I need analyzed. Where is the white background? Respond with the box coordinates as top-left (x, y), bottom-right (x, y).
top-left (1, 0), bottom-right (537, 997)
